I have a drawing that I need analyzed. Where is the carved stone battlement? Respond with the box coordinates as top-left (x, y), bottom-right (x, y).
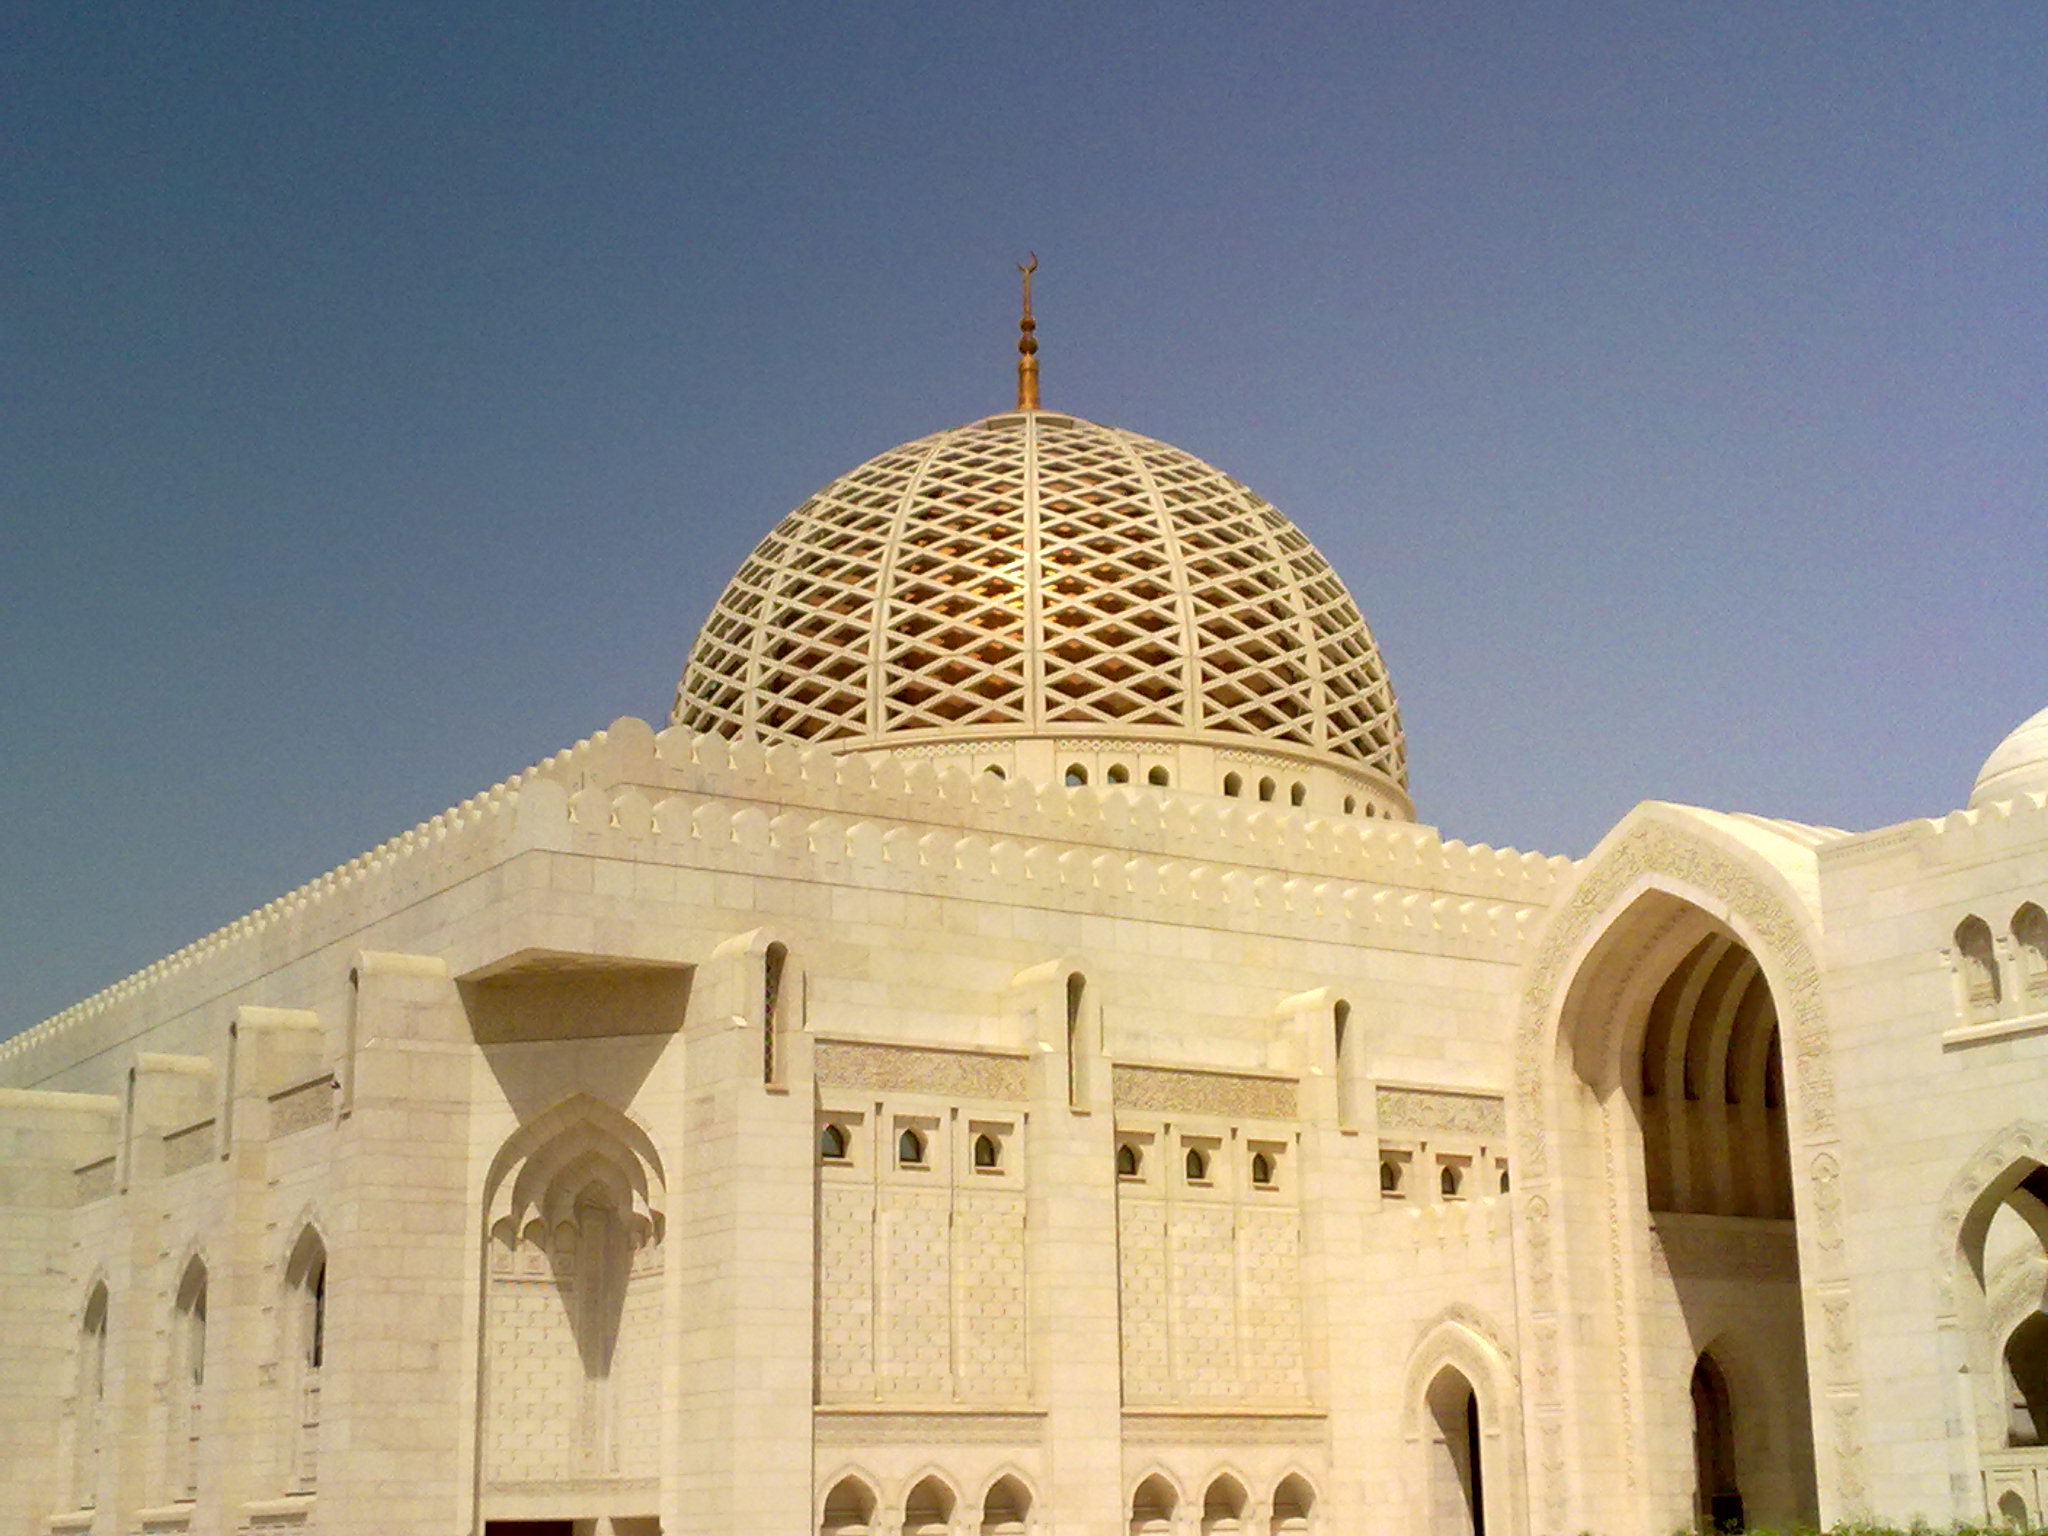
top-left (2, 718), bottom-right (1570, 1069)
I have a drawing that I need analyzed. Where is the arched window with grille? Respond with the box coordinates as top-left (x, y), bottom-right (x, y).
top-left (71, 1283), bottom-right (108, 1509)
top-left (170, 1257), bottom-right (208, 1499)
top-left (284, 1228), bottom-right (327, 1490)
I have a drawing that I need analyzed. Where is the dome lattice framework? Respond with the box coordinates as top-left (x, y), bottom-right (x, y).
top-left (673, 410), bottom-right (1406, 793)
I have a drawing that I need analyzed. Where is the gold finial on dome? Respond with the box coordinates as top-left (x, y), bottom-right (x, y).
top-left (1016, 254), bottom-right (1040, 411)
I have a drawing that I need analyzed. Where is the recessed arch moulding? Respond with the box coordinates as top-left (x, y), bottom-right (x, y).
top-left (1511, 804), bottom-right (1848, 1534)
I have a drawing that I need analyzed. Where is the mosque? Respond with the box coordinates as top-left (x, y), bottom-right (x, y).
top-left (3, 282), bottom-right (2047, 1536)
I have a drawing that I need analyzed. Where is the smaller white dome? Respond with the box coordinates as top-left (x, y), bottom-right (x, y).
top-left (1971, 705), bottom-right (2048, 808)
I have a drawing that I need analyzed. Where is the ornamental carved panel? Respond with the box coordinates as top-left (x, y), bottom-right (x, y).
top-left (1374, 1086), bottom-right (1505, 1137)
top-left (815, 1039), bottom-right (1028, 1101)
top-left (1112, 1064), bottom-right (1296, 1119)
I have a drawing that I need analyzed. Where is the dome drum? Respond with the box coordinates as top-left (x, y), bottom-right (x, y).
top-left (674, 409), bottom-right (1409, 816)
top-left (848, 730), bottom-right (1412, 819)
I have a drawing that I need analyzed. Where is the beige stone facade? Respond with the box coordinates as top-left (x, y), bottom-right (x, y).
top-left (3, 409), bottom-right (2046, 1536)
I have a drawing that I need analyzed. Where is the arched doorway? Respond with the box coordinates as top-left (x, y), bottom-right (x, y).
top-left (1692, 1353), bottom-right (1743, 1531)
top-left (1425, 1366), bottom-right (1485, 1536)
top-left (2006, 1312), bottom-right (2048, 1447)
top-left (1944, 1136), bottom-right (2048, 1521)
top-left (1546, 878), bottom-right (1821, 1532)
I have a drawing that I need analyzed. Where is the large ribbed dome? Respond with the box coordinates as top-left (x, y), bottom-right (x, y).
top-left (673, 409), bottom-right (1408, 811)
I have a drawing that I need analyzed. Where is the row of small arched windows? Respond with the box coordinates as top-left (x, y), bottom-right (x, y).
top-left (1029, 760), bottom-right (1383, 818)
top-left (833, 1127), bottom-right (1501, 1200)
top-left (1953, 903), bottom-right (2048, 1016)
top-left (67, 1229), bottom-right (325, 1509)
top-left (1057, 764), bottom-right (1174, 789)
top-left (1114, 1140), bottom-right (1277, 1189)
top-left (820, 1468), bottom-right (1317, 1534)
top-left (821, 1470), bottom-right (1033, 1534)
top-left (819, 1124), bottom-right (1007, 1171)
top-left (1222, 772), bottom-right (1304, 806)
top-left (825, 1129), bottom-right (1293, 1189)
top-left (1129, 1469), bottom-right (1318, 1533)
top-left (1378, 1154), bottom-right (1510, 1199)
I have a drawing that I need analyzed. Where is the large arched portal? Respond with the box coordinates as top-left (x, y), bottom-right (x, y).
top-left (1550, 883), bottom-right (1821, 1532)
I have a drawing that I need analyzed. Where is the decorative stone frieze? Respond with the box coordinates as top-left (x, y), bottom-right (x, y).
top-left (814, 1040), bottom-right (1029, 1101)
top-left (1112, 1063), bottom-right (1296, 1119)
top-left (268, 1076), bottom-right (335, 1139)
top-left (1375, 1086), bottom-right (1505, 1137)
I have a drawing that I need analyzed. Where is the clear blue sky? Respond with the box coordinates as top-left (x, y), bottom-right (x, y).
top-left (4, 2), bottom-right (2044, 1038)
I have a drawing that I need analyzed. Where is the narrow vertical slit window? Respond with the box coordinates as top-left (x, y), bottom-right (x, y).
top-left (1066, 971), bottom-right (1087, 1108)
top-left (1333, 999), bottom-right (1354, 1128)
top-left (763, 942), bottom-right (787, 1085)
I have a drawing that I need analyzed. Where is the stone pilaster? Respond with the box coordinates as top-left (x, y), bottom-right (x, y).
top-left (0, 1088), bottom-right (120, 1531)
top-left (216, 1006), bottom-right (325, 1525)
top-left (1016, 959), bottom-right (1124, 1535)
top-left (321, 951), bottom-right (476, 1536)
top-left (669, 930), bottom-right (818, 1535)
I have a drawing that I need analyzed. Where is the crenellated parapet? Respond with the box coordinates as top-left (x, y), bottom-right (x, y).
top-left (2, 717), bottom-right (1573, 1074)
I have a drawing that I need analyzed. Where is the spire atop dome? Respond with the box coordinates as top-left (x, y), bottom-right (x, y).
top-left (1016, 254), bottom-right (1040, 410)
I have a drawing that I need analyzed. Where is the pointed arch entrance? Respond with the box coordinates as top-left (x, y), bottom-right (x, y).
top-left (1425, 1366), bottom-right (1486, 1536)
top-left (1692, 1352), bottom-right (1742, 1531)
top-left (1529, 829), bottom-right (1825, 1534)
top-left (1402, 1313), bottom-right (1522, 1536)
top-left (1936, 1124), bottom-right (2048, 1521)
